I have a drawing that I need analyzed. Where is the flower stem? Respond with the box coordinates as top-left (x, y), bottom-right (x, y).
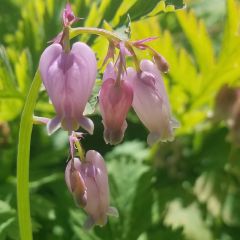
top-left (75, 139), bottom-right (85, 160)
top-left (71, 132), bottom-right (85, 160)
top-left (70, 27), bottom-right (123, 43)
top-left (17, 70), bottom-right (41, 240)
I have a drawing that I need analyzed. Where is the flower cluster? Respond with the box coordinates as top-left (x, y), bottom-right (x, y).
top-left (38, 3), bottom-right (178, 228)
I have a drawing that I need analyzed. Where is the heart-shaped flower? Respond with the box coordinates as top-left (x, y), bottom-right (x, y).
top-left (65, 151), bottom-right (118, 228)
top-left (39, 42), bottom-right (97, 134)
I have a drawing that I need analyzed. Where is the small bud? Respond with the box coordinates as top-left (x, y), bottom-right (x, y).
top-left (153, 54), bottom-right (169, 73)
top-left (62, 3), bottom-right (80, 27)
top-left (102, 41), bottom-right (115, 67)
top-left (65, 151), bottom-right (118, 228)
top-left (214, 85), bottom-right (238, 121)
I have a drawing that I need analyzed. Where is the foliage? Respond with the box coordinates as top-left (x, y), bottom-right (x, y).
top-left (1, 0), bottom-right (240, 240)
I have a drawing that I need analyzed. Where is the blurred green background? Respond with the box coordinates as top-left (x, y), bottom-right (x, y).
top-left (1, 0), bottom-right (240, 239)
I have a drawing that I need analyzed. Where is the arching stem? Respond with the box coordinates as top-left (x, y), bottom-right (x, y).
top-left (17, 70), bottom-right (41, 240)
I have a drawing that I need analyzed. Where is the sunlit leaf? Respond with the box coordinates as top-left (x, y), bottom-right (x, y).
top-left (164, 200), bottom-right (214, 240)
top-left (176, 10), bottom-right (215, 74)
top-left (117, 0), bottom-right (185, 27)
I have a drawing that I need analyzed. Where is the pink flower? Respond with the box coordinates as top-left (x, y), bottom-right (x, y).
top-left (39, 42), bottom-right (97, 134)
top-left (126, 60), bottom-right (179, 145)
top-left (65, 150), bottom-right (118, 228)
top-left (99, 63), bottom-right (133, 145)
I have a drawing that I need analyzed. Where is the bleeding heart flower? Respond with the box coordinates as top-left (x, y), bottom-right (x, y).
top-left (126, 59), bottom-right (179, 145)
top-left (65, 151), bottom-right (118, 228)
top-left (39, 42), bottom-right (97, 134)
top-left (99, 63), bottom-right (133, 145)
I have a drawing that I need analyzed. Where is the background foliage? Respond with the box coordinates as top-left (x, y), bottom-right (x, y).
top-left (1, 0), bottom-right (240, 239)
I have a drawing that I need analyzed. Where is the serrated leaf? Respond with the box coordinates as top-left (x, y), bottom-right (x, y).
top-left (0, 45), bottom-right (24, 121)
top-left (0, 46), bottom-right (16, 91)
top-left (220, 0), bottom-right (240, 60)
top-left (176, 10), bottom-right (215, 74)
top-left (101, 141), bottom-right (151, 239)
top-left (15, 49), bottom-right (32, 94)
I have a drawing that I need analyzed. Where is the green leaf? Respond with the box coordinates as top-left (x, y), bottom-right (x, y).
top-left (176, 10), bottom-right (215, 74)
top-left (15, 49), bottom-right (32, 94)
top-left (0, 46), bottom-right (24, 121)
top-left (0, 46), bottom-right (16, 91)
top-left (164, 200), bottom-right (214, 240)
top-left (116, 0), bottom-right (185, 27)
top-left (83, 80), bottom-right (101, 116)
top-left (0, 99), bottom-right (23, 121)
top-left (0, 90), bottom-right (23, 99)
top-left (147, 225), bottom-right (184, 240)
top-left (125, 171), bottom-right (154, 240)
top-left (69, 209), bottom-right (101, 240)
top-left (96, 141), bottom-right (152, 239)
top-left (220, 0), bottom-right (240, 60)
top-left (0, 201), bottom-right (19, 240)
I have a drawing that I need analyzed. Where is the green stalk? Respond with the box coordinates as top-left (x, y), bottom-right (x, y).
top-left (70, 27), bottom-right (122, 43)
top-left (17, 70), bottom-right (41, 240)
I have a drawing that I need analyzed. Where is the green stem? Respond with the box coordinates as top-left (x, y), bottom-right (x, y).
top-left (17, 70), bottom-right (41, 240)
top-left (75, 140), bottom-right (85, 160)
top-left (70, 27), bottom-right (122, 43)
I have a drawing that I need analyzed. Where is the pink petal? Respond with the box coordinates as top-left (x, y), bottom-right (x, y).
top-left (39, 42), bottom-right (97, 133)
top-left (126, 60), bottom-right (178, 145)
top-left (103, 62), bottom-right (116, 81)
top-left (99, 78), bottom-right (133, 145)
top-left (65, 158), bottom-right (87, 207)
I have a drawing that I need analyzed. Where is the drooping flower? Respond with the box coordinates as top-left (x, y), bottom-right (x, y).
top-left (39, 42), bottom-right (97, 134)
top-left (99, 63), bottom-right (133, 145)
top-left (65, 150), bottom-right (118, 228)
top-left (126, 59), bottom-right (179, 145)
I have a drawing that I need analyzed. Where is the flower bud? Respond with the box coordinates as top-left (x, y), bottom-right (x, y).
top-left (99, 63), bottom-right (133, 145)
top-left (39, 42), bottom-right (97, 134)
top-left (214, 84), bottom-right (239, 121)
top-left (126, 59), bottom-right (178, 145)
top-left (62, 3), bottom-right (80, 26)
top-left (65, 151), bottom-right (118, 228)
top-left (153, 54), bottom-right (169, 73)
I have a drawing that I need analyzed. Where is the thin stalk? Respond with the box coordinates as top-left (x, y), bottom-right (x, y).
top-left (125, 42), bottom-right (140, 71)
top-left (70, 27), bottom-right (122, 43)
top-left (72, 132), bottom-right (85, 160)
top-left (75, 139), bottom-right (85, 160)
top-left (17, 70), bottom-right (41, 240)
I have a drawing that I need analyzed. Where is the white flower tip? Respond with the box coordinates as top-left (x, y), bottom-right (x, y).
top-left (107, 206), bottom-right (119, 218)
top-left (79, 117), bottom-right (94, 135)
top-left (103, 124), bottom-right (126, 145)
top-left (47, 116), bottom-right (61, 135)
top-left (83, 216), bottom-right (95, 230)
top-left (171, 117), bottom-right (180, 129)
top-left (147, 131), bottom-right (175, 146)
